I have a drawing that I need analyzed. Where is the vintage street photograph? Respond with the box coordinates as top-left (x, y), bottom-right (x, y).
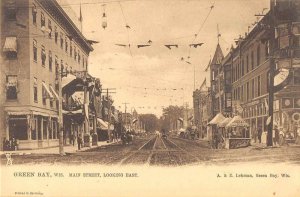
top-left (1, 0), bottom-right (300, 167)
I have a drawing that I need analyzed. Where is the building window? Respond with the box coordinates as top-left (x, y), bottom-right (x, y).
top-left (241, 59), bottom-right (244, 76)
top-left (292, 23), bottom-right (300, 47)
top-left (74, 47), bottom-right (77, 60)
top-left (257, 75), bottom-right (261, 96)
top-left (41, 45), bottom-right (46, 66)
top-left (3, 36), bottom-right (17, 59)
top-left (5, 0), bottom-right (16, 20)
top-left (70, 42), bottom-right (73, 57)
top-left (78, 50), bottom-right (81, 64)
top-left (60, 32), bottom-right (64, 49)
top-left (54, 26), bottom-right (58, 44)
top-left (42, 81), bottom-right (46, 105)
top-left (61, 60), bottom-right (64, 74)
top-left (48, 19), bottom-right (52, 38)
top-left (33, 39), bottom-right (37, 62)
top-left (6, 75), bottom-right (18, 100)
top-left (65, 36), bottom-right (68, 53)
top-left (82, 56), bottom-right (85, 68)
top-left (41, 12), bottom-right (45, 27)
top-left (246, 55), bottom-right (249, 73)
top-left (265, 40), bottom-right (270, 59)
top-left (86, 59), bottom-right (88, 70)
top-left (257, 45), bottom-right (260, 67)
top-left (294, 70), bottom-right (300, 85)
top-left (32, 3), bottom-right (37, 25)
top-left (55, 56), bottom-right (59, 74)
top-left (49, 50), bottom-right (52, 71)
top-left (251, 79), bottom-right (255, 99)
top-left (251, 51), bottom-right (254, 70)
top-left (34, 78), bottom-right (38, 102)
top-left (246, 82), bottom-right (249, 101)
top-left (49, 84), bottom-right (53, 108)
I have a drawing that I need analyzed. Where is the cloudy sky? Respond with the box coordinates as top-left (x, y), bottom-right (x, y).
top-left (63, 0), bottom-right (270, 116)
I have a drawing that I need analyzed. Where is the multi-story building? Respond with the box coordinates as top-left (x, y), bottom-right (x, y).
top-left (1, 0), bottom-right (93, 150)
top-left (193, 78), bottom-right (212, 138)
top-left (206, 0), bottom-right (300, 140)
top-left (209, 44), bottom-right (225, 118)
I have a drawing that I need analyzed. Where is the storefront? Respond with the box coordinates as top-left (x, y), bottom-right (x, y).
top-left (5, 111), bottom-right (59, 150)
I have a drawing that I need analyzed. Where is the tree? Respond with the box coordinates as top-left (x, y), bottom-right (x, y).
top-left (139, 114), bottom-right (159, 132)
top-left (160, 105), bottom-right (184, 132)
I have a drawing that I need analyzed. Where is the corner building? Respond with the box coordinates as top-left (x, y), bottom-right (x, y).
top-left (0, 0), bottom-right (93, 150)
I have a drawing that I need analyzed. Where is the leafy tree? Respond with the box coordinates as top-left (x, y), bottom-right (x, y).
top-left (139, 114), bottom-right (159, 132)
top-left (160, 105), bottom-right (184, 132)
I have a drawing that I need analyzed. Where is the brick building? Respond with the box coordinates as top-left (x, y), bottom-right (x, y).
top-left (209, 0), bottom-right (300, 140)
top-left (0, 0), bottom-right (94, 150)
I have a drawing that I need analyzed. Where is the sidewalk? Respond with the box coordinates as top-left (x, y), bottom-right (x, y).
top-left (0, 140), bottom-right (120, 156)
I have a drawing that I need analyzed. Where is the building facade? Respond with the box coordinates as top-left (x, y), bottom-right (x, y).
top-left (1, 0), bottom-right (93, 150)
top-left (194, 0), bottom-right (300, 142)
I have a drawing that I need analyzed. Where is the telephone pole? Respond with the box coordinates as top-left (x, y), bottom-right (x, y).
top-left (103, 88), bottom-right (116, 142)
top-left (267, 0), bottom-right (276, 147)
top-left (122, 102), bottom-right (129, 129)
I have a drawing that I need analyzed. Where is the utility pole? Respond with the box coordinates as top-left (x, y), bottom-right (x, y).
top-left (122, 102), bottom-right (129, 130)
top-left (267, 0), bottom-right (276, 147)
top-left (103, 88), bottom-right (116, 142)
top-left (57, 68), bottom-right (65, 156)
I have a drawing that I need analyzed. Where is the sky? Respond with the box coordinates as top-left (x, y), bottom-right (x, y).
top-left (62, 0), bottom-right (270, 117)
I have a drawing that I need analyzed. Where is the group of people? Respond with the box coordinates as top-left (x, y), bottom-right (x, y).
top-left (69, 133), bottom-right (83, 150)
top-left (253, 125), bottom-right (300, 146)
top-left (2, 137), bottom-right (18, 151)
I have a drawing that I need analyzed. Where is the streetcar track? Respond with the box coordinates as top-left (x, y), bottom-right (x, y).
top-left (118, 136), bottom-right (157, 165)
top-left (160, 137), bottom-right (178, 166)
top-left (145, 135), bottom-right (158, 166)
top-left (166, 137), bottom-right (201, 163)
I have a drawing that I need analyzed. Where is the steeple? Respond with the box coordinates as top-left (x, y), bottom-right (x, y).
top-left (211, 43), bottom-right (224, 66)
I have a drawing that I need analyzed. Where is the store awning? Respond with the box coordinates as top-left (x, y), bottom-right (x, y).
top-left (62, 109), bottom-right (82, 115)
top-left (208, 113), bottom-right (225, 125)
top-left (62, 74), bottom-right (76, 88)
top-left (42, 82), bottom-right (53, 99)
top-left (225, 115), bottom-right (249, 128)
top-left (49, 86), bottom-right (59, 100)
top-left (97, 118), bottom-right (108, 130)
top-left (3, 36), bottom-right (17, 52)
top-left (71, 91), bottom-right (84, 104)
top-left (218, 117), bottom-right (232, 128)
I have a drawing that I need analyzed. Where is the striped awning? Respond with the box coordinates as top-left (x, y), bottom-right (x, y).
top-left (42, 82), bottom-right (53, 99)
top-left (97, 118), bottom-right (108, 130)
top-left (3, 37), bottom-right (17, 52)
top-left (49, 86), bottom-right (59, 100)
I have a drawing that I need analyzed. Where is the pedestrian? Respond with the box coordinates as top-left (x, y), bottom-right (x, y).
top-left (257, 126), bottom-right (262, 143)
top-left (77, 135), bottom-right (82, 150)
top-left (273, 125), bottom-right (279, 146)
top-left (71, 133), bottom-right (75, 146)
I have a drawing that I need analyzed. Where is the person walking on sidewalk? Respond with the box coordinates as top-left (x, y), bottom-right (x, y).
top-left (77, 135), bottom-right (82, 150)
top-left (257, 126), bottom-right (262, 143)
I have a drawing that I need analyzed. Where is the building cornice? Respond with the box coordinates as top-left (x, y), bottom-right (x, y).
top-left (37, 0), bottom-right (93, 54)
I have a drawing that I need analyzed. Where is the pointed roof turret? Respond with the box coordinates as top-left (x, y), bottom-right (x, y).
top-left (211, 44), bottom-right (224, 65)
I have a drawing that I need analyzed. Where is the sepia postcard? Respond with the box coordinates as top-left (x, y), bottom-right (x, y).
top-left (1, 0), bottom-right (300, 196)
